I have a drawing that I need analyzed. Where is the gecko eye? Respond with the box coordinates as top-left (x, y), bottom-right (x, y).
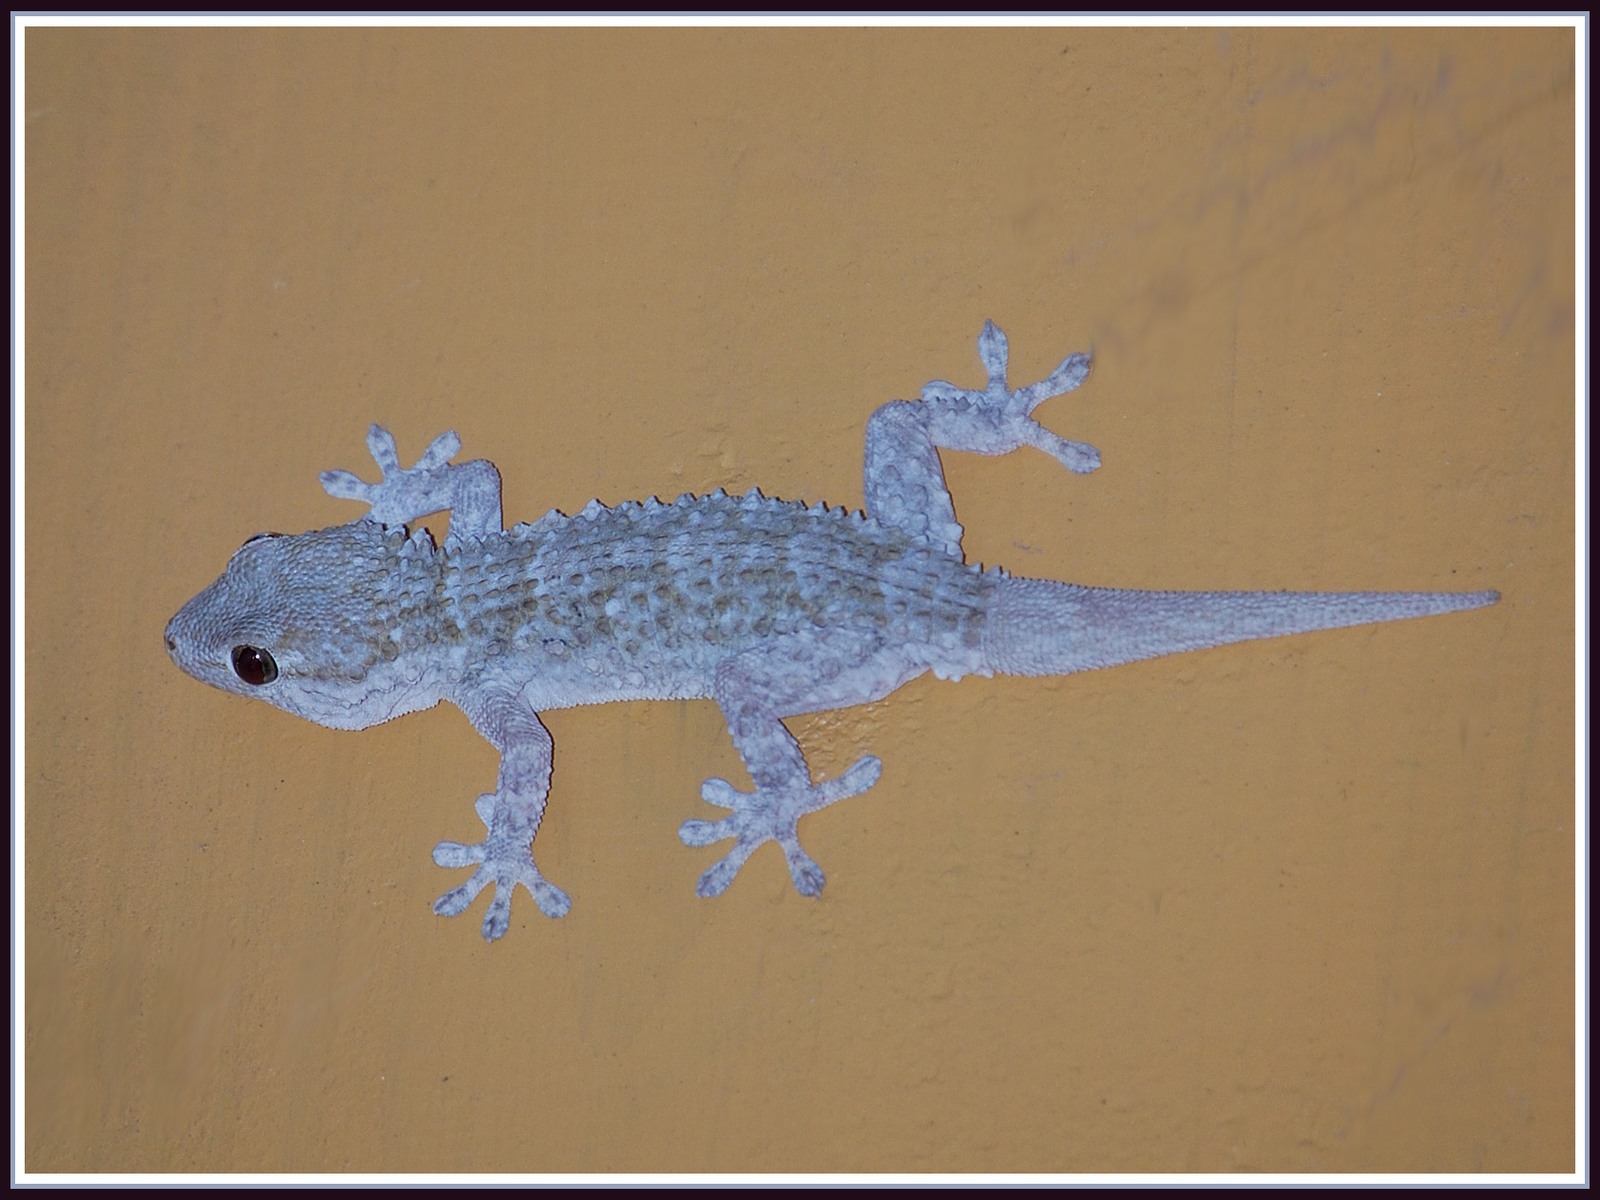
top-left (231, 645), bottom-right (279, 686)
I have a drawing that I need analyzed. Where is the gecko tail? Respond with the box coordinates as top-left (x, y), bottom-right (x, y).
top-left (984, 578), bottom-right (1498, 678)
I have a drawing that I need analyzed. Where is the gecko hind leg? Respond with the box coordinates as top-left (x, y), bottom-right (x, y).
top-left (680, 759), bottom-right (883, 898)
top-left (679, 636), bottom-right (916, 899)
top-left (863, 321), bottom-right (1098, 556)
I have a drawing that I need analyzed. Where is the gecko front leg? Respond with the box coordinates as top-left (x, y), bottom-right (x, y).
top-left (321, 425), bottom-right (504, 541)
top-left (432, 682), bottom-right (571, 940)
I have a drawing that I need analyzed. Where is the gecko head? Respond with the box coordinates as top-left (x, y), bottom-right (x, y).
top-left (166, 522), bottom-right (441, 730)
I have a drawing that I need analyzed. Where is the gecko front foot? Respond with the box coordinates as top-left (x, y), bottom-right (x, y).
top-left (320, 424), bottom-right (503, 538)
top-left (432, 793), bottom-right (571, 941)
top-left (678, 756), bottom-right (883, 899)
top-left (321, 426), bottom-right (462, 523)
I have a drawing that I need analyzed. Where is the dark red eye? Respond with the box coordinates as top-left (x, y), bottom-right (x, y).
top-left (231, 645), bottom-right (279, 686)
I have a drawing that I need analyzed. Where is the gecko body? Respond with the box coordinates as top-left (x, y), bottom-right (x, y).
top-left (166, 324), bottom-right (1497, 940)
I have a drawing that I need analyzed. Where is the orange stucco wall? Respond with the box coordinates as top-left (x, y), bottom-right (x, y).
top-left (24, 25), bottom-right (1572, 1174)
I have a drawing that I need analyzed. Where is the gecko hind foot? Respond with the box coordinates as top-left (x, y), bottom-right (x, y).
top-left (679, 756), bottom-right (883, 899)
top-left (920, 321), bottom-right (1100, 474)
top-left (432, 793), bottom-right (571, 940)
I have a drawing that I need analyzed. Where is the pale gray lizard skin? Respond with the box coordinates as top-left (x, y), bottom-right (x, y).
top-left (165, 323), bottom-right (1499, 941)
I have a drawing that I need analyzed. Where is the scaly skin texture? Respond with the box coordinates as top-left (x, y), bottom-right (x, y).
top-left (166, 323), bottom-right (1498, 941)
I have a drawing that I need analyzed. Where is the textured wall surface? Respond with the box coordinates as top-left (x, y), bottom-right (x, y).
top-left (24, 25), bottom-right (1572, 1174)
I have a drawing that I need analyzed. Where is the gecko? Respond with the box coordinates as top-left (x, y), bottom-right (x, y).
top-left (165, 323), bottom-right (1498, 941)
